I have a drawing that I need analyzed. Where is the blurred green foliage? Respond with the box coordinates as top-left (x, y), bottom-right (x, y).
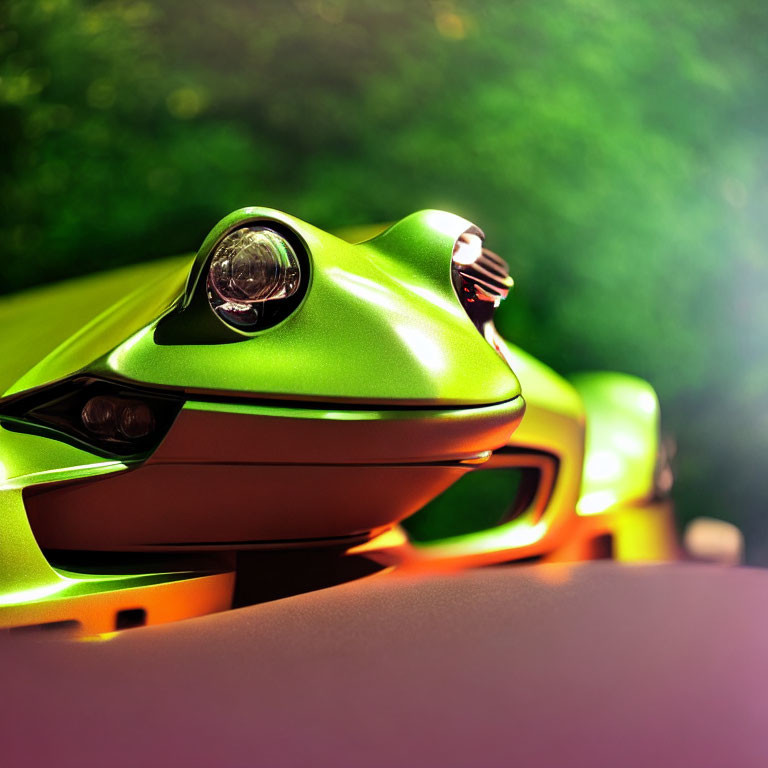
top-left (1, 0), bottom-right (767, 558)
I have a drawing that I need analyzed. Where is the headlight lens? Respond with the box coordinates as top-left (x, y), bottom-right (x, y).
top-left (207, 226), bottom-right (302, 330)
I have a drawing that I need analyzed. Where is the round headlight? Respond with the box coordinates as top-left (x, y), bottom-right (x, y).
top-left (206, 226), bottom-right (302, 331)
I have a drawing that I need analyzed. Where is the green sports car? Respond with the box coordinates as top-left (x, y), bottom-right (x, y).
top-left (0, 207), bottom-right (674, 635)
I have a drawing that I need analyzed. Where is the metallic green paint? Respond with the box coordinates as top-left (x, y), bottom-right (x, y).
top-left (0, 426), bottom-right (226, 630)
top-left (103, 208), bottom-right (519, 404)
top-left (1, 257), bottom-right (192, 398)
top-left (0, 207), bottom-right (524, 631)
top-left (0, 203), bottom-right (670, 629)
top-left (401, 339), bottom-right (585, 554)
top-left (6, 208), bottom-right (520, 406)
top-left (401, 340), bottom-right (668, 562)
top-left (0, 482), bottom-right (218, 627)
top-left (570, 372), bottom-right (661, 516)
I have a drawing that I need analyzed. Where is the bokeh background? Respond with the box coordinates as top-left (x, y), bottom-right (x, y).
top-left (1, 1), bottom-right (766, 560)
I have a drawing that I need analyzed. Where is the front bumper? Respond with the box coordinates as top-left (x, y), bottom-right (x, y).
top-left (25, 396), bottom-right (525, 550)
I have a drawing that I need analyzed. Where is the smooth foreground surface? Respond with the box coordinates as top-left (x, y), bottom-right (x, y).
top-left (2, 561), bottom-right (767, 767)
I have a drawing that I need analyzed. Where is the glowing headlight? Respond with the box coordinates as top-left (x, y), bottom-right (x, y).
top-left (207, 226), bottom-right (302, 331)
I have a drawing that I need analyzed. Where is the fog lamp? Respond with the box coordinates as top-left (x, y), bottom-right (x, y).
top-left (82, 397), bottom-right (155, 441)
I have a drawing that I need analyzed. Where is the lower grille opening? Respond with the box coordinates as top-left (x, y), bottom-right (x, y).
top-left (233, 548), bottom-right (387, 607)
top-left (402, 466), bottom-right (541, 543)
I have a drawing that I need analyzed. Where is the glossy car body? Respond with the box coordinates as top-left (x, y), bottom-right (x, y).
top-left (0, 207), bottom-right (525, 633)
top-left (389, 341), bottom-right (677, 567)
top-left (328, 216), bottom-right (677, 570)
top-left (0, 207), bottom-right (676, 635)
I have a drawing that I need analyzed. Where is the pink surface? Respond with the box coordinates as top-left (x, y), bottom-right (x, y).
top-left (2, 561), bottom-right (768, 767)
